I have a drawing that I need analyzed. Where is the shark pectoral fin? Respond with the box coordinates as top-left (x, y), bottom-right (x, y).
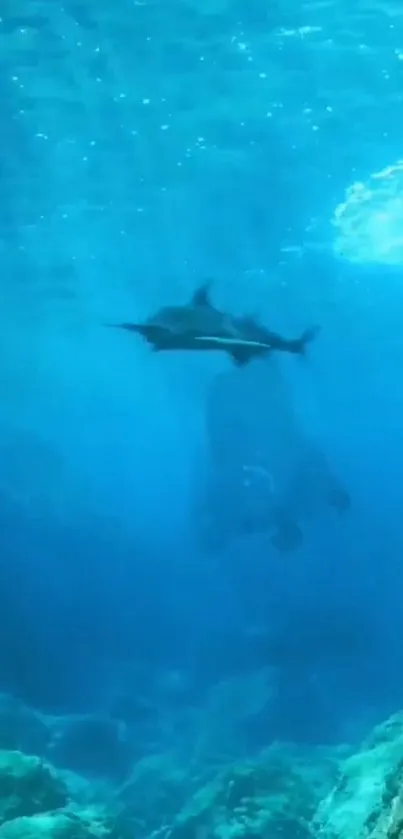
top-left (228, 344), bottom-right (267, 366)
top-left (191, 281), bottom-right (213, 308)
top-left (229, 348), bottom-right (250, 366)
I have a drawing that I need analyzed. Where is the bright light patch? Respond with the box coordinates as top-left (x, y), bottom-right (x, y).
top-left (333, 160), bottom-right (403, 265)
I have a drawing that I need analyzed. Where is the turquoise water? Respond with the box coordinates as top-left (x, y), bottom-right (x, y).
top-left (1, 0), bottom-right (403, 767)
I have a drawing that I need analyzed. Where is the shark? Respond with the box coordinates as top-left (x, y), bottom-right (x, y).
top-left (109, 282), bottom-right (320, 366)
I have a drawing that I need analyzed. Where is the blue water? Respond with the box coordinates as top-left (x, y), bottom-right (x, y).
top-left (1, 0), bottom-right (403, 770)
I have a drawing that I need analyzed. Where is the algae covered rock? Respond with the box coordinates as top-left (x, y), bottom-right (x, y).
top-left (0, 810), bottom-right (114, 839)
top-left (168, 748), bottom-right (328, 839)
top-left (0, 750), bottom-right (129, 838)
top-left (0, 750), bottom-right (68, 824)
top-left (313, 712), bottom-right (403, 839)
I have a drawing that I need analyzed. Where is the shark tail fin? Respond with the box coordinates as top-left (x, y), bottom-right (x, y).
top-left (191, 281), bottom-right (213, 308)
top-left (293, 325), bottom-right (321, 355)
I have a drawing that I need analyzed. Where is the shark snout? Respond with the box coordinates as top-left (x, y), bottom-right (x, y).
top-left (108, 322), bottom-right (154, 336)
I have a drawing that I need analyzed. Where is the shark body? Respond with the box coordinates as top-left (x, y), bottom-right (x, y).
top-left (110, 283), bottom-right (319, 366)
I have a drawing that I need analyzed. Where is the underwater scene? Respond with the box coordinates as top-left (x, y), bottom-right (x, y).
top-left (1, 0), bottom-right (403, 837)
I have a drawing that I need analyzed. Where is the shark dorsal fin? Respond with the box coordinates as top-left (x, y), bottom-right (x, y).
top-left (191, 281), bottom-right (213, 308)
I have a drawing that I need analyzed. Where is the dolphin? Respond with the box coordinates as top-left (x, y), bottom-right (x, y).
top-left (108, 282), bottom-right (320, 366)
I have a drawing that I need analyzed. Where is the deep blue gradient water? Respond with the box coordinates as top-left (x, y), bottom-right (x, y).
top-left (1, 0), bottom-right (403, 764)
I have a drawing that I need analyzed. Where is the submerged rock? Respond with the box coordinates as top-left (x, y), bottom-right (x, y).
top-left (0, 750), bottom-right (68, 824)
top-left (117, 752), bottom-right (191, 832)
top-left (3, 694), bottom-right (403, 839)
top-left (167, 745), bottom-right (337, 839)
top-left (0, 810), bottom-right (117, 839)
top-left (0, 749), bottom-right (128, 839)
top-left (313, 712), bottom-right (403, 839)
